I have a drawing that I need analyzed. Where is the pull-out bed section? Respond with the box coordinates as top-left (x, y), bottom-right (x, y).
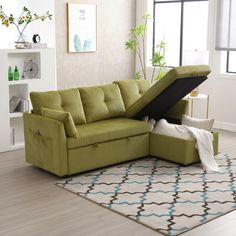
top-left (119, 65), bottom-right (218, 165)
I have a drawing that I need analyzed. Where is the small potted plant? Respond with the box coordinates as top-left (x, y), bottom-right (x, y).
top-left (0, 5), bottom-right (52, 48)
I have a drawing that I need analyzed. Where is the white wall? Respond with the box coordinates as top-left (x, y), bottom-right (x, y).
top-left (0, 0), bottom-right (18, 48)
top-left (17, 0), bottom-right (55, 48)
top-left (200, 0), bottom-right (236, 132)
top-left (135, 0), bottom-right (153, 76)
top-left (0, 0), bottom-right (135, 89)
top-left (0, 0), bottom-right (55, 48)
top-left (55, 0), bottom-right (136, 89)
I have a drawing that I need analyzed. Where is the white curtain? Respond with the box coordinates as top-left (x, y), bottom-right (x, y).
top-left (215, 0), bottom-right (236, 51)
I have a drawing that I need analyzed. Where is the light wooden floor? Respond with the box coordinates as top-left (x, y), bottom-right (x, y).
top-left (1, 130), bottom-right (236, 236)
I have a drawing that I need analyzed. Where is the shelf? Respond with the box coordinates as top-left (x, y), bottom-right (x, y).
top-left (0, 48), bottom-right (56, 153)
top-left (8, 79), bottom-right (40, 86)
top-left (9, 80), bottom-right (28, 85)
top-left (8, 51), bottom-right (41, 80)
top-left (4, 49), bottom-right (44, 54)
top-left (9, 112), bottom-right (23, 118)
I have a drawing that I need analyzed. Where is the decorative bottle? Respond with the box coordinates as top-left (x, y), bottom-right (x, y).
top-left (13, 66), bottom-right (19, 81)
top-left (8, 66), bottom-right (13, 81)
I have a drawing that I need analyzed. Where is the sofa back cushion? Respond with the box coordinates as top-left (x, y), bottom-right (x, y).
top-left (30, 88), bottom-right (86, 125)
top-left (114, 79), bottom-right (151, 109)
top-left (79, 84), bottom-right (126, 123)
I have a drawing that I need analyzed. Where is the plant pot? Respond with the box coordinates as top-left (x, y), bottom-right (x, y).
top-left (190, 87), bottom-right (199, 97)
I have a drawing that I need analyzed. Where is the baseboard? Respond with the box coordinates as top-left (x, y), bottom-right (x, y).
top-left (214, 121), bottom-right (236, 132)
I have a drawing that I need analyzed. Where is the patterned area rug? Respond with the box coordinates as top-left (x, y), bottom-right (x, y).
top-left (57, 154), bottom-right (236, 236)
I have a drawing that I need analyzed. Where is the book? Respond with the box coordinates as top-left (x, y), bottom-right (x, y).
top-left (16, 99), bottom-right (29, 112)
top-left (9, 96), bottom-right (21, 113)
top-left (25, 43), bottom-right (47, 49)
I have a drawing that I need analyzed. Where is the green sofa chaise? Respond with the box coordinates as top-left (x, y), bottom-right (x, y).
top-left (23, 65), bottom-right (218, 176)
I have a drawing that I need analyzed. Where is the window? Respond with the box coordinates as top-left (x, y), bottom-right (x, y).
top-left (216, 0), bottom-right (236, 74)
top-left (227, 51), bottom-right (236, 73)
top-left (153, 0), bottom-right (208, 67)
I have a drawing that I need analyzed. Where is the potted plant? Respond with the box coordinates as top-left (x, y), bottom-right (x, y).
top-left (125, 13), bottom-right (167, 83)
top-left (0, 5), bottom-right (52, 48)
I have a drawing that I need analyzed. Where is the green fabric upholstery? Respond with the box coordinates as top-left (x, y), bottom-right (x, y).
top-left (150, 132), bottom-right (219, 165)
top-left (68, 134), bottom-right (149, 175)
top-left (67, 118), bottom-right (151, 149)
top-left (114, 79), bottom-right (151, 109)
top-left (30, 88), bottom-right (86, 125)
top-left (23, 113), bottom-right (68, 176)
top-left (41, 107), bottom-right (78, 138)
top-left (126, 65), bottom-right (211, 118)
top-left (165, 99), bottom-right (189, 122)
top-left (79, 84), bottom-right (125, 123)
top-left (24, 66), bottom-right (216, 177)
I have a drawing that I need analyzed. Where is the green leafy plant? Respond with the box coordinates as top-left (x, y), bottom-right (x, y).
top-left (150, 41), bottom-right (167, 83)
top-left (0, 5), bottom-right (52, 43)
top-left (125, 13), bottom-right (167, 83)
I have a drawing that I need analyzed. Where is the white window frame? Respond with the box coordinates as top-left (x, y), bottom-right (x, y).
top-left (136, 0), bottom-right (236, 80)
top-left (208, 0), bottom-right (236, 80)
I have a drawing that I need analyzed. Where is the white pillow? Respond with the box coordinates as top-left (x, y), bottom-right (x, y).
top-left (153, 119), bottom-right (191, 139)
top-left (182, 115), bottom-right (214, 132)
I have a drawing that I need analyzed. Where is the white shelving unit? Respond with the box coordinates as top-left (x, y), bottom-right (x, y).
top-left (0, 49), bottom-right (56, 152)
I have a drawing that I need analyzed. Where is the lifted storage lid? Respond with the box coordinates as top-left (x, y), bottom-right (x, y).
top-left (126, 65), bottom-right (211, 120)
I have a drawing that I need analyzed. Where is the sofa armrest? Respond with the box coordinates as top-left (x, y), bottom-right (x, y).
top-left (23, 113), bottom-right (68, 176)
top-left (165, 99), bottom-right (189, 124)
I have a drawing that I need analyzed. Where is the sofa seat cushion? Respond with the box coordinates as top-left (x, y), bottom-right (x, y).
top-left (114, 80), bottom-right (151, 109)
top-left (79, 84), bottom-right (126, 123)
top-left (67, 118), bottom-right (151, 149)
top-left (30, 88), bottom-right (86, 125)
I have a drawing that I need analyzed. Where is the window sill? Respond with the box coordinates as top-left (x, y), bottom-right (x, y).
top-left (213, 72), bottom-right (236, 80)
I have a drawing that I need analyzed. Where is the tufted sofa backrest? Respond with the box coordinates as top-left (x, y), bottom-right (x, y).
top-left (79, 84), bottom-right (126, 123)
top-left (30, 81), bottom-right (147, 124)
top-left (113, 80), bottom-right (151, 109)
top-left (30, 88), bottom-right (86, 125)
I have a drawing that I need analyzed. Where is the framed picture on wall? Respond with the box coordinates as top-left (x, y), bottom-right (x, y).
top-left (67, 3), bottom-right (97, 53)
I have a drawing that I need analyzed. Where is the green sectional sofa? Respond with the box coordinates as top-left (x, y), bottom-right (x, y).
top-left (23, 65), bottom-right (218, 176)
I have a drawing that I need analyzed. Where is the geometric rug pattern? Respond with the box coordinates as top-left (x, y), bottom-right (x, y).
top-left (56, 154), bottom-right (236, 236)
